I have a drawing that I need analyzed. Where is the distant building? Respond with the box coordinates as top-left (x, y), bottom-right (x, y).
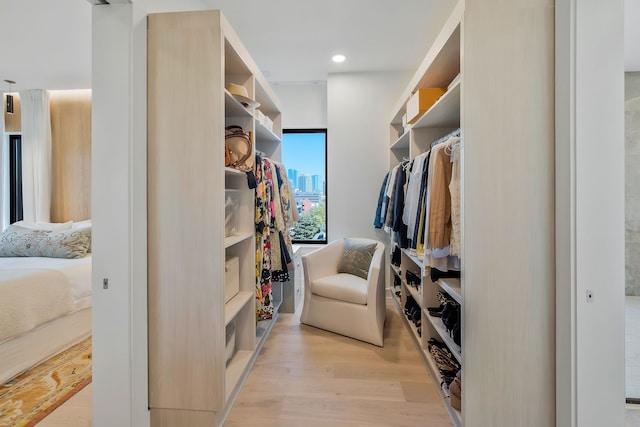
top-left (311, 175), bottom-right (320, 192)
top-left (287, 169), bottom-right (298, 190)
top-left (298, 174), bottom-right (312, 192)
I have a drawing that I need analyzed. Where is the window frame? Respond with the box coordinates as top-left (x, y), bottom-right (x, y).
top-left (282, 128), bottom-right (328, 245)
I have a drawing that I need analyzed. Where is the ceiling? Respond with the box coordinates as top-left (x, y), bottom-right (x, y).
top-left (0, 0), bottom-right (638, 93)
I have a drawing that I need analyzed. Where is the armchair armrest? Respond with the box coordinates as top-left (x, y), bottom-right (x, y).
top-left (302, 240), bottom-right (344, 287)
top-left (366, 242), bottom-right (386, 303)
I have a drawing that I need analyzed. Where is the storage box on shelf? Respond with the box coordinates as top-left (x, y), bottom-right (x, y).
top-left (147, 9), bottom-right (282, 427)
top-left (224, 256), bottom-right (240, 303)
top-left (225, 190), bottom-right (240, 237)
top-left (406, 87), bottom-right (446, 124)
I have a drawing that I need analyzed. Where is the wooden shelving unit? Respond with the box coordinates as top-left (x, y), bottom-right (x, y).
top-left (387, 2), bottom-right (464, 425)
top-left (147, 10), bottom-right (282, 427)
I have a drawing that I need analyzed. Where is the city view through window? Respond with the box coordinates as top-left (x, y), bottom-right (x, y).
top-left (282, 129), bottom-right (327, 243)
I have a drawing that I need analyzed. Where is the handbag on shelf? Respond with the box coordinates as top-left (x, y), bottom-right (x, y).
top-left (225, 125), bottom-right (254, 171)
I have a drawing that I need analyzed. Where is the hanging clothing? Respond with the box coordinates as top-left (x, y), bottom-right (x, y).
top-left (426, 143), bottom-right (453, 250)
top-left (254, 156), bottom-right (298, 319)
top-left (392, 164), bottom-right (408, 248)
top-left (403, 154), bottom-right (426, 243)
top-left (384, 166), bottom-right (399, 233)
top-left (449, 143), bottom-right (462, 257)
top-left (255, 154), bottom-right (275, 320)
top-left (374, 172), bottom-right (390, 229)
top-left (413, 151), bottom-right (431, 256)
top-left (373, 130), bottom-right (462, 272)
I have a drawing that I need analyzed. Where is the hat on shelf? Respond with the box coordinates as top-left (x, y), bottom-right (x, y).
top-left (225, 83), bottom-right (260, 109)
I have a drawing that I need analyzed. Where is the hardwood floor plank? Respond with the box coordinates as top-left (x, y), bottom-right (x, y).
top-left (37, 383), bottom-right (93, 427)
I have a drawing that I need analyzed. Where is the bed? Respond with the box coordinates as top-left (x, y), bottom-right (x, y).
top-left (0, 221), bottom-right (92, 385)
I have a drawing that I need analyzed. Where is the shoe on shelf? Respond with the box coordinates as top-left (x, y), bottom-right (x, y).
top-left (427, 305), bottom-right (445, 317)
top-left (406, 270), bottom-right (421, 286)
top-left (449, 370), bottom-right (462, 410)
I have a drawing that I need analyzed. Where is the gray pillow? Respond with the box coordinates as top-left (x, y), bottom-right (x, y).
top-left (337, 239), bottom-right (377, 279)
top-left (0, 225), bottom-right (90, 259)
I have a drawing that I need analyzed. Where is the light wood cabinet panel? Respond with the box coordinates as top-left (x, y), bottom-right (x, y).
top-left (50, 90), bottom-right (92, 222)
top-left (147, 10), bottom-right (224, 412)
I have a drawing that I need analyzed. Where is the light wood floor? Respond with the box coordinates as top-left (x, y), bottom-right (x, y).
top-left (37, 383), bottom-right (92, 427)
top-left (224, 299), bottom-right (452, 426)
top-left (31, 302), bottom-right (640, 426)
top-left (37, 298), bottom-right (452, 426)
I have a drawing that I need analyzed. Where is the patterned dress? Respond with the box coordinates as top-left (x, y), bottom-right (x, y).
top-left (255, 154), bottom-right (274, 320)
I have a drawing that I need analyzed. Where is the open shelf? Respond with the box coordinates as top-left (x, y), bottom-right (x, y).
top-left (391, 129), bottom-right (410, 149)
top-left (225, 167), bottom-right (247, 177)
top-left (224, 291), bottom-right (253, 326)
top-left (224, 232), bottom-right (253, 248)
top-left (224, 349), bottom-right (253, 401)
top-left (404, 280), bottom-right (422, 306)
top-left (424, 310), bottom-right (462, 363)
top-left (412, 80), bottom-right (461, 129)
top-left (391, 265), bottom-right (401, 277)
top-left (225, 90), bottom-right (253, 117)
top-left (255, 120), bottom-right (281, 143)
top-left (438, 278), bottom-right (462, 304)
top-left (401, 248), bottom-right (424, 271)
top-left (423, 346), bottom-right (463, 427)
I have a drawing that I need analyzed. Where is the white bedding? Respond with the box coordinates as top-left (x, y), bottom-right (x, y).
top-left (0, 255), bottom-right (92, 344)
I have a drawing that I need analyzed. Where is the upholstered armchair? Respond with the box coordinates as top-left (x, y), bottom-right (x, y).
top-left (300, 238), bottom-right (386, 347)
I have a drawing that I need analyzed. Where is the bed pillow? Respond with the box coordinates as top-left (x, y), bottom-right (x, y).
top-left (72, 219), bottom-right (91, 229)
top-left (0, 225), bottom-right (90, 259)
top-left (337, 238), bottom-right (378, 279)
top-left (71, 220), bottom-right (92, 253)
top-left (11, 220), bottom-right (74, 231)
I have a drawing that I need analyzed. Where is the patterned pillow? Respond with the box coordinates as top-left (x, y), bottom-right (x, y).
top-left (0, 225), bottom-right (90, 259)
top-left (337, 239), bottom-right (377, 279)
top-left (72, 225), bottom-right (92, 253)
top-left (72, 220), bottom-right (92, 253)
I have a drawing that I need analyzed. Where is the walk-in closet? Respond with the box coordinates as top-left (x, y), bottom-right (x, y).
top-left (2, 0), bottom-right (634, 426)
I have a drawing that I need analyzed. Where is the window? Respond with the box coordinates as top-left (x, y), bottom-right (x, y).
top-left (282, 129), bottom-right (327, 244)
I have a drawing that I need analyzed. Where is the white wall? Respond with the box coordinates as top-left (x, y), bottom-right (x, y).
top-left (326, 71), bottom-right (408, 244)
top-left (273, 82), bottom-right (327, 129)
top-left (556, 0), bottom-right (626, 425)
top-left (91, 4), bottom-right (136, 427)
top-left (573, 0), bottom-right (625, 424)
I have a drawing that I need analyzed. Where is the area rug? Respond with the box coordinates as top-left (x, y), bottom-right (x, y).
top-left (0, 336), bottom-right (92, 427)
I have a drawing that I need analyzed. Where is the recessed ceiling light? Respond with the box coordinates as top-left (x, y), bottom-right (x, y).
top-left (332, 54), bottom-right (346, 63)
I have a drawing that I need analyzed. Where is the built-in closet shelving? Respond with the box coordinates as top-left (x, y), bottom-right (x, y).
top-left (387, 2), bottom-right (464, 426)
top-left (147, 10), bottom-right (282, 426)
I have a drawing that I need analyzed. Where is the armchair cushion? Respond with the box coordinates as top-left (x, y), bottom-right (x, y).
top-left (337, 238), bottom-right (377, 279)
top-left (312, 273), bottom-right (368, 305)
